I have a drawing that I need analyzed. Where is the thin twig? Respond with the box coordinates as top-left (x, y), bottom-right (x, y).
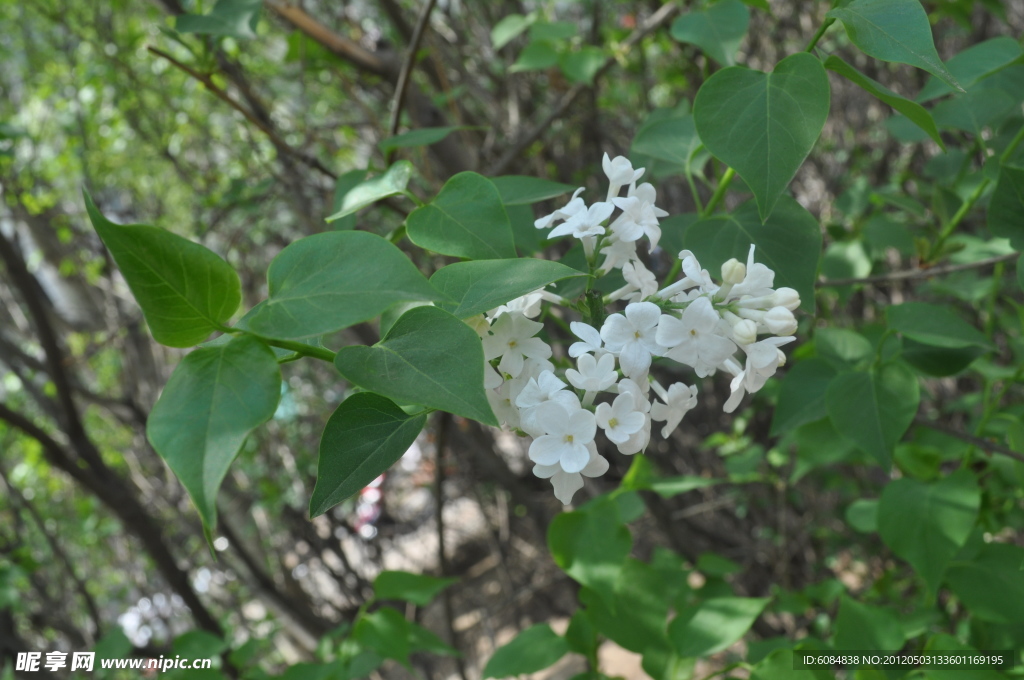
top-left (486, 1), bottom-right (682, 176)
top-left (147, 46), bottom-right (337, 180)
top-left (818, 252), bottom-right (1017, 287)
top-left (914, 417), bottom-right (1024, 465)
top-left (386, 0), bottom-right (439, 159)
top-left (434, 413), bottom-right (469, 680)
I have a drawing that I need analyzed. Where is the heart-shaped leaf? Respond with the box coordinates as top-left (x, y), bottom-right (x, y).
top-left (429, 258), bottom-right (584, 318)
top-left (245, 231), bottom-right (444, 340)
top-left (490, 175), bottom-right (575, 205)
top-left (694, 52), bottom-right (830, 221)
top-left (406, 172), bottom-right (516, 260)
top-left (147, 334), bottom-right (280, 534)
top-left (84, 190), bottom-right (241, 348)
top-left (311, 392), bottom-right (427, 517)
top-left (826, 0), bottom-right (962, 92)
top-left (670, 0), bottom-right (750, 67)
top-left (334, 306), bottom-right (497, 425)
top-left (683, 196), bottom-right (822, 312)
top-left (326, 161), bottom-right (413, 222)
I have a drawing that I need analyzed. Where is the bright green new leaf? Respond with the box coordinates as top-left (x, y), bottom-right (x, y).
top-left (379, 126), bottom-right (467, 154)
top-left (824, 55), bottom-right (944, 149)
top-left (833, 596), bottom-right (906, 650)
top-left (490, 175), bottom-right (574, 205)
top-left (491, 13), bottom-right (534, 50)
top-left (771, 358), bottom-right (839, 435)
top-left (752, 649), bottom-right (832, 680)
top-left (373, 571), bottom-right (456, 606)
top-left (630, 111), bottom-right (704, 174)
top-left (887, 302), bottom-right (994, 350)
top-left (845, 499), bottom-right (878, 534)
top-left (917, 36), bottom-right (1023, 102)
top-left (826, 0), bottom-right (962, 91)
top-left (579, 559), bottom-right (675, 655)
top-left (325, 161), bottom-right (413, 222)
top-left (176, 0), bottom-right (261, 39)
top-left (559, 46), bottom-right (605, 85)
top-left (547, 499), bottom-right (632, 611)
top-left (670, 0), bottom-right (750, 67)
top-left (988, 165), bottom-right (1024, 249)
top-left (683, 197), bottom-right (822, 312)
top-left (310, 393), bottom-right (427, 518)
top-left (693, 52), bottom-right (830, 221)
top-left (333, 306), bottom-right (497, 425)
top-left (406, 172), bottom-right (516, 260)
top-left (429, 259), bottom-right (584, 318)
top-left (482, 624), bottom-right (569, 679)
top-left (353, 607), bottom-right (454, 667)
top-left (245, 231), bottom-right (444, 340)
top-left (84, 189), bottom-right (241, 348)
top-left (330, 169), bottom-right (367, 231)
top-left (946, 543), bottom-right (1024, 623)
top-left (668, 597), bottom-right (770, 657)
top-left (147, 335), bottom-right (280, 534)
top-left (878, 470), bottom-right (980, 592)
top-left (529, 21), bottom-right (577, 42)
top-left (510, 40), bottom-right (559, 73)
top-left (825, 362), bottom-right (920, 467)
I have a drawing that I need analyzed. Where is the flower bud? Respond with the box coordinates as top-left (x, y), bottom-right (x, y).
top-left (466, 314), bottom-right (490, 337)
top-left (764, 306), bottom-right (798, 335)
top-left (771, 287), bottom-right (801, 311)
top-left (732, 319), bottom-right (758, 345)
top-left (721, 258), bottom-right (746, 285)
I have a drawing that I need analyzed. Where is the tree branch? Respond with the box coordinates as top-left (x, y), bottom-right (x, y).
top-left (386, 0), bottom-right (439, 146)
top-left (914, 417), bottom-right (1024, 465)
top-left (818, 253), bottom-right (1017, 287)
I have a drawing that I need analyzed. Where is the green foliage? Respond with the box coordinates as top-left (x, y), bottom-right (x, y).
top-left (694, 52), bottom-right (830, 221)
top-left (326, 162), bottom-right (414, 222)
top-left (430, 259), bottom-right (583, 319)
top-left (176, 0), bottom-right (262, 39)
top-left (85, 190), bottom-right (241, 348)
top-left (372, 571), bottom-right (456, 606)
top-left (333, 306), bottom-right (497, 425)
top-left (146, 334), bottom-right (280, 535)
top-left (547, 499), bottom-right (632, 611)
top-left (988, 165), bottom-right (1024, 249)
top-left (378, 126), bottom-right (468, 154)
top-left (490, 176), bottom-right (574, 205)
top-left (668, 597), bottom-right (770, 657)
top-left (310, 393), bottom-right (427, 518)
top-left (670, 0), bottom-right (750, 67)
top-left (482, 624), bottom-right (569, 679)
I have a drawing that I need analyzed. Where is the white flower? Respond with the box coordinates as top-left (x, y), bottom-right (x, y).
top-left (771, 287), bottom-right (800, 311)
top-left (609, 182), bottom-right (667, 249)
top-left (731, 318), bottom-right (759, 346)
top-left (549, 201), bottom-right (614, 240)
top-left (568, 321), bottom-right (603, 358)
top-left (516, 370), bottom-right (580, 437)
top-left (603, 153), bottom-right (645, 200)
top-left (533, 441), bottom-right (609, 505)
top-left (535, 187), bottom-right (585, 230)
top-left (515, 370), bottom-right (569, 410)
top-left (600, 301), bottom-right (664, 379)
top-left (595, 393), bottom-right (646, 444)
top-left (656, 297), bottom-right (737, 377)
top-left (763, 306), bottom-right (798, 335)
top-left (483, 312), bottom-right (552, 377)
top-left (528, 402), bottom-right (598, 474)
top-left (483, 359), bottom-right (503, 389)
top-left (621, 260), bottom-right (659, 302)
top-left (614, 378), bottom-right (652, 454)
top-left (723, 336), bottom-right (794, 412)
top-left (728, 244), bottom-right (775, 300)
top-left (488, 290), bottom-right (545, 320)
top-left (651, 382), bottom-right (698, 438)
top-left (599, 237), bottom-right (639, 271)
top-left (566, 353), bottom-right (617, 392)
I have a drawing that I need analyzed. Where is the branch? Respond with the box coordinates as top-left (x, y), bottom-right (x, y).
top-left (146, 46), bottom-right (337, 180)
top-left (818, 252), bottom-right (1017, 287)
top-left (486, 1), bottom-right (682, 176)
top-left (386, 0), bottom-right (439, 144)
top-left (914, 417), bottom-right (1024, 465)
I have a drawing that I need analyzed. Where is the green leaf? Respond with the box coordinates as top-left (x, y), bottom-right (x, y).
top-left (694, 52), bottom-right (830, 221)
top-left (429, 259), bottom-right (583, 319)
top-left (379, 126), bottom-right (467, 154)
top-left (548, 499), bottom-right (632, 610)
top-left (579, 559), bottom-right (675, 655)
top-left (147, 335), bottom-right (280, 533)
top-left (352, 607), bottom-right (454, 667)
top-left (683, 196), bottom-right (822, 312)
top-left (771, 358), bottom-right (839, 436)
top-left (490, 176), bottom-right (575, 205)
top-left (407, 172), bottom-right (516, 260)
top-left (173, 630), bottom-right (227, 659)
top-left (826, 0), bottom-right (962, 91)
top-left (933, 89), bottom-right (1016, 135)
top-left (752, 649), bottom-right (833, 680)
top-left (648, 476), bottom-right (720, 499)
top-left (825, 363), bottom-right (920, 467)
top-left (559, 46), bottom-right (605, 85)
top-left (333, 306), bottom-right (497, 425)
top-left (491, 13), bottom-right (535, 51)
top-left (529, 21), bottom-right (577, 42)
top-left (878, 470), bottom-right (980, 592)
top-left (824, 55), bottom-right (944, 149)
top-left (833, 596), bottom-right (906, 651)
top-left (245, 231), bottom-right (444, 340)
top-left (668, 597), bottom-right (770, 657)
top-left (845, 499), bottom-right (878, 533)
top-left (946, 543), bottom-right (1024, 623)
top-left (918, 36), bottom-right (1023, 102)
top-left (330, 169), bottom-right (367, 231)
top-left (988, 165), bottom-right (1024, 249)
top-left (84, 190), bottom-right (241, 348)
top-left (888, 302), bottom-right (994, 350)
top-left (901, 339), bottom-right (984, 377)
top-left (670, 0), bottom-right (750, 67)
top-left (310, 393), bottom-right (427, 518)
top-left (176, 0), bottom-right (261, 39)
top-left (482, 624), bottom-right (569, 678)
top-left (630, 111), bottom-right (704, 174)
top-left (325, 161), bottom-right (413, 222)
top-left (373, 571), bottom-right (456, 606)
top-left (510, 40), bottom-right (559, 73)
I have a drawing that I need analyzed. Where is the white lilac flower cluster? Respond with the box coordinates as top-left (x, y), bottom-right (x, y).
top-left (473, 154), bottom-right (801, 505)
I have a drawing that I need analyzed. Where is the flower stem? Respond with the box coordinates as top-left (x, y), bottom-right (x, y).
top-left (701, 167), bottom-right (735, 216)
top-left (804, 17), bottom-right (835, 52)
